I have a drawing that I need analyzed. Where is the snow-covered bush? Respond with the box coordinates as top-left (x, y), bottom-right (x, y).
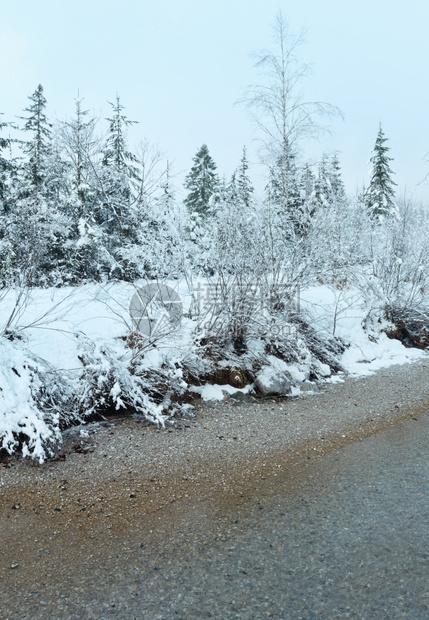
top-left (76, 333), bottom-right (189, 427)
top-left (0, 337), bottom-right (74, 462)
top-left (366, 198), bottom-right (429, 312)
top-left (305, 196), bottom-right (369, 285)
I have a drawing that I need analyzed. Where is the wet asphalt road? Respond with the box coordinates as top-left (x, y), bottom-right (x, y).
top-left (2, 413), bottom-right (429, 619)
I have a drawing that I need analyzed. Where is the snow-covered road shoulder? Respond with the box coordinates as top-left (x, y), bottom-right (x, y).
top-left (0, 282), bottom-right (427, 459)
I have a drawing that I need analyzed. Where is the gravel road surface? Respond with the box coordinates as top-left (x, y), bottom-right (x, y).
top-left (1, 359), bottom-right (429, 618)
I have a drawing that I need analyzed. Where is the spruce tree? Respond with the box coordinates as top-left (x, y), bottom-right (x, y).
top-left (183, 144), bottom-right (219, 217)
top-left (329, 152), bottom-right (346, 205)
top-left (8, 86), bottom-right (75, 285)
top-left (60, 95), bottom-right (98, 213)
top-left (266, 149), bottom-right (305, 237)
top-left (0, 115), bottom-right (12, 169)
top-left (313, 153), bottom-right (331, 209)
top-left (20, 84), bottom-right (52, 193)
top-left (102, 95), bottom-right (139, 178)
top-left (311, 153), bottom-right (345, 208)
top-left (225, 147), bottom-right (254, 214)
top-left (236, 146), bottom-right (254, 208)
top-left (99, 95), bottom-right (140, 247)
top-left (0, 115), bottom-right (9, 151)
top-left (365, 124), bottom-right (397, 221)
top-left (0, 114), bottom-right (13, 203)
top-left (299, 164), bottom-right (315, 203)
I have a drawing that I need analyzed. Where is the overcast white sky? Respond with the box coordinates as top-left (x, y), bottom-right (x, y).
top-left (1, 0), bottom-right (429, 202)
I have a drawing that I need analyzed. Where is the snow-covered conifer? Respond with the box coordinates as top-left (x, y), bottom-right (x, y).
top-left (236, 146), bottom-right (254, 208)
top-left (98, 95), bottom-right (140, 243)
top-left (19, 85), bottom-right (52, 195)
top-left (329, 152), bottom-right (347, 205)
top-left (59, 95), bottom-right (99, 217)
top-left (183, 144), bottom-right (220, 217)
top-left (365, 124), bottom-right (397, 221)
top-left (0, 114), bottom-right (13, 201)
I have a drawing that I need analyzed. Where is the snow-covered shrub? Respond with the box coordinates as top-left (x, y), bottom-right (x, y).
top-left (182, 261), bottom-right (346, 390)
top-left (305, 196), bottom-right (369, 285)
top-left (131, 360), bottom-right (191, 417)
top-left (0, 337), bottom-right (74, 462)
top-left (76, 333), bottom-right (189, 426)
top-left (346, 198), bottom-right (429, 343)
top-left (292, 317), bottom-right (347, 374)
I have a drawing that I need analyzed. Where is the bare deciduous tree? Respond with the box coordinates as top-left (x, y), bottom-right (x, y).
top-left (241, 12), bottom-right (342, 210)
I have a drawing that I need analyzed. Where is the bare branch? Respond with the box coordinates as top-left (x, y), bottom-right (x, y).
top-left (239, 11), bottom-right (343, 166)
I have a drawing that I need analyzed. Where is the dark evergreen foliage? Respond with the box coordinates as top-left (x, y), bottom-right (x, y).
top-left (365, 124), bottom-right (397, 221)
top-left (183, 144), bottom-right (219, 217)
top-left (19, 84), bottom-right (52, 194)
top-left (0, 114), bottom-right (13, 202)
top-left (0, 85), bottom-right (353, 288)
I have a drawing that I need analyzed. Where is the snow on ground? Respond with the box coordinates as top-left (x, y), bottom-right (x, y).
top-left (7, 282), bottom-right (424, 385)
top-left (4, 281), bottom-right (420, 383)
top-left (301, 285), bottom-right (425, 377)
top-left (0, 281), bottom-right (426, 439)
top-left (0, 283), bottom-right (424, 383)
top-left (190, 384), bottom-right (253, 401)
top-left (0, 282), bottom-right (195, 371)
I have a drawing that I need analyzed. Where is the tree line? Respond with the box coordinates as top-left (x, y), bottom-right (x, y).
top-left (0, 14), bottom-right (401, 288)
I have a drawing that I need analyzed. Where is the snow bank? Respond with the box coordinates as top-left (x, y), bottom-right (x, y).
top-left (0, 281), bottom-right (426, 458)
top-left (301, 285), bottom-right (425, 376)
